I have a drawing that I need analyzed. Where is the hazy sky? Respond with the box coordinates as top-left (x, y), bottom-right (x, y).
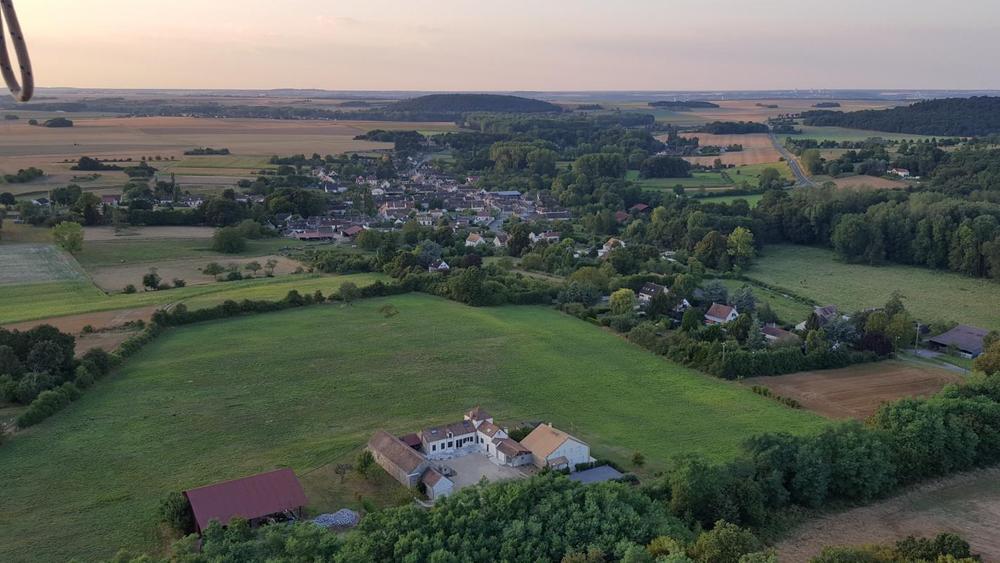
top-left (13, 0), bottom-right (1000, 91)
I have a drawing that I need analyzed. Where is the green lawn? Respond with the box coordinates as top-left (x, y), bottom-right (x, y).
top-left (0, 274), bottom-right (385, 325)
top-left (627, 170), bottom-right (731, 190)
top-left (716, 278), bottom-right (812, 325)
top-left (748, 245), bottom-right (1000, 331)
top-left (75, 238), bottom-right (302, 269)
top-left (0, 294), bottom-right (826, 561)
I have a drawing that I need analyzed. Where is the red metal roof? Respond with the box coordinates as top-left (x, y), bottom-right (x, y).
top-left (183, 468), bottom-right (308, 532)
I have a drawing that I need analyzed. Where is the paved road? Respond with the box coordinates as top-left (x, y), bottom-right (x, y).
top-left (769, 131), bottom-right (816, 187)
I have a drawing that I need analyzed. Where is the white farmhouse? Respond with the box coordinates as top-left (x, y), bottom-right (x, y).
top-left (520, 423), bottom-right (593, 472)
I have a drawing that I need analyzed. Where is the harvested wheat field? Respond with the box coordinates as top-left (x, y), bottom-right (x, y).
top-left (831, 175), bottom-right (909, 190)
top-left (0, 116), bottom-right (457, 184)
top-left (83, 226), bottom-right (216, 241)
top-left (1, 306), bottom-right (159, 333)
top-left (88, 255), bottom-right (302, 292)
top-left (777, 466), bottom-right (1000, 562)
top-left (680, 133), bottom-right (782, 166)
top-left (741, 361), bottom-right (962, 420)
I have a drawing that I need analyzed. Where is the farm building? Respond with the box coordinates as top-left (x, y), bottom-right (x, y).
top-left (762, 324), bottom-right (798, 344)
top-left (465, 233), bottom-right (486, 247)
top-left (638, 282), bottom-right (691, 311)
top-left (928, 324), bottom-right (989, 358)
top-left (421, 468), bottom-right (454, 501)
top-left (368, 430), bottom-right (429, 488)
top-left (520, 423), bottom-right (593, 472)
top-left (705, 303), bottom-right (738, 325)
top-left (182, 468), bottom-right (308, 533)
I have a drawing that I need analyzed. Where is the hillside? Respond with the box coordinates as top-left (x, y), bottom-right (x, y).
top-left (391, 94), bottom-right (561, 113)
top-left (801, 97), bottom-right (1000, 136)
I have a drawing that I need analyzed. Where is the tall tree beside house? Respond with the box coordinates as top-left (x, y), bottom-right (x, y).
top-left (727, 227), bottom-right (755, 269)
top-left (51, 221), bottom-right (83, 254)
top-left (610, 288), bottom-right (638, 315)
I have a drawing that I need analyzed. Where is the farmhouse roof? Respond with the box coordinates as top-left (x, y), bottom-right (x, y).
top-left (928, 324), bottom-right (989, 356)
top-left (183, 468), bottom-right (307, 532)
top-left (421, 420), bottom-right (477, 443)
top-left (496, 438), bottom-right (531, 457)
top-left (369, 430), bottom-right (426, 474)
top-left (614, 211), bottom-right (630, 223)
top-left (477, 421), bottom-right (503, 438)
top-left (639, 282), bottom-right (668, 297)
top-left (342, 226), bottom-right (363, 236)
top-left (466, 406), bottom-right (492, 422)
top-left (520, 423), bottom-right (582, 459)
top-left (762, 325), bottom-right (795, 340)
top-left (814, 305), bottom-right (839, 322)
top-left (398, 433), bottom-right (422, 449)
top-left (706, 303), bottom-right (736, 321)
top-left (421, 467), bottom-right (446, 487)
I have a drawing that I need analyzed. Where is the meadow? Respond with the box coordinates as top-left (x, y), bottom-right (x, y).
top-left (793, 125), bottom-right (939, 142)
top-left (74, 238), bottom-right (297, 269)
top-left (747, 245), bottom-right (1000, 331)
top-left (0, 294), bottom-right (827, 562)
top-left (716, 278), bottom-right (812, 324)
top-left (627, 162), bottom-right (791, 193)
top-left (0, 273), bottom-right (385, 325)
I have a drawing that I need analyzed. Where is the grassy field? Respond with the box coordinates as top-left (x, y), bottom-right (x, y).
top-left (0, 244), bottom-right (87, 285)
top-left (716, 278), bottom-right (812, 324)
top-left (627, 169), bottom-right (731, 190)
top-left (0, 294), bottom-right (827, 561)
top-left (0, 274), bottom-right (385, 325)
top-left (747, 245), bottom-right (1000, 331)
top-left (75, 238), bottom-right (302, 269)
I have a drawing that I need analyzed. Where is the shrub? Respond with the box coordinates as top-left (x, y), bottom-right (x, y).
top-left (15, 372), bottom-right (58, 404)
top-left (172, 278), bottom-right (187, 288)
top-left (81, 348), bottom-right (113, 376)
top-left (0, 374), bottom-right (16, 402)
top-left (123, 284), bottom-right (137, 294)
top-left (212, 227), bottom-right (247, 253)
top-left (158, 491), bottom-right (195, 534)
top-left (74, 365), bottom-right (95, 389)
top-left (16, 382), bottom-right (80, 427)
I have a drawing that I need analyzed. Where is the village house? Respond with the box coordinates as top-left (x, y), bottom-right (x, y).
top-left (428, 259), bottom-right (450, 273)
top-left (762, 324), bottom-right (798, 344)
top-left (705, 303), bottom-right (739, 325)
top-left (637, 282), bottom-right (691, 312)
top-left (493, 233), bottom-right (510, 248)
top-left (888, 167), bottom-right (911, 178)
top-left (520, 423), bottom-right (593, 472)
top-left (529, 231), bottom-right (561, 245)
top-left (795, 305), bottom-right (843, 331)
top-left (598, 238), bottom-right (626, 258)
top-left (465, 233), bottom-right (486, 247)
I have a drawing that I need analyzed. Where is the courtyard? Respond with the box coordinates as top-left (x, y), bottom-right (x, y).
top-left (434, 453), bottom-right (530, 489)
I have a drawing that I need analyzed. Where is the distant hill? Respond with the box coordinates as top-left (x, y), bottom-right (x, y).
top-left (801, 97), bottom-right (1000, 136)
top-left (649, 101), bottom-right (720, 109)
top-left (391, 94), bottom-right (560, 114)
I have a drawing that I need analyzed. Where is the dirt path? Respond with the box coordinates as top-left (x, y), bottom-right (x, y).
top-left (776, 466), bottom-right (1000, 562)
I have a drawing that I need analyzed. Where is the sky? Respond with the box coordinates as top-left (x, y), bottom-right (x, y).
top-left (11, 0), bottom-right (1000, 91)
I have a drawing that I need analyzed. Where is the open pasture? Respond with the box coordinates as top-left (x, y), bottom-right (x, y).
top-left (742, 361), bottom-right (962, 420)
top-left (88, 255), bottom-right (302, 292)
top-left (83, 226), bottom-right (216, 241)
top-left (681, 133), bottom-right (782, 166)
top-left (828, 174), bottom-right (909, 190)
top-left (748, 245), bottom-right (1000, 331)
top-left (0, 294), bottom-right (826, 562)
top-left (0, 244), bottom-right (85, 286)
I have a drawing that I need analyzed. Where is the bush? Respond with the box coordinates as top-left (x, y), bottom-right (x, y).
top-left (81, 348), bottom-right (113, 375)
top-left (16, 382), bottom-right (80, 427)
top-left (14, 372), bottom-right (58, 404)
top-left (74, 365), bottom-right (95, 389)
top-left (123, 284), bottom-right (137, 294)
top-left (158, 491), bottom-right (195, 534)
top-left (211, 227), bottom-right (247, 253)
top-left (172, 278), bottom-right (186, 288)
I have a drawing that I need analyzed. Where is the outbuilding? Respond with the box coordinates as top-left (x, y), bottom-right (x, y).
top-left (183, 468), bottom-right (308, 533)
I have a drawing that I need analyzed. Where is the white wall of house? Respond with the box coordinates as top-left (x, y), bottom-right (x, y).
top-left (426, 477), bottom-right (454, 500)
top-left (547, 439), bottom-right (591, 471)
top-left (425, 433), bottom-right (477, 459)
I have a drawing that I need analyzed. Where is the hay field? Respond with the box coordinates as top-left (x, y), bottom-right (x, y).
top-left (680, 133), bottom-right (782, 165)
top-left (829, 175), bottom-right (909, 190)
top-left (777, 466), bottom-right (1000, 562)
top-left (0, 244), bottom-right (85, 286)
top-left (741, 361), bottom-right (962, 420)
top-left (83, 226), bottom-right (215, 241)
top-left (0, 116), bottom-right (457, 190)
